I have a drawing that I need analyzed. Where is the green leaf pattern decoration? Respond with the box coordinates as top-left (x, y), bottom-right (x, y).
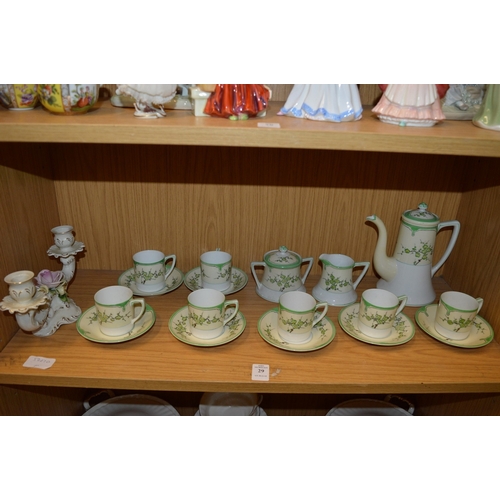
top-left (136, 268), bottom-right (164, 285)
top-left (267, 272), bottom-right (300, 292)
top-left (279, 315), bottom-right (313, 333)
top-left (189, 311), bottom-right (222, 329)
top-left (90, 308), bottom-right (132, 325)
top-left (361, 310), bottom-right (394, 329)
top-left (323, 273), bottom-right (350, 291)
top-left (399, 240), bottom-right (433, 265)
top-left (440, 311), bottom-right (473, 332)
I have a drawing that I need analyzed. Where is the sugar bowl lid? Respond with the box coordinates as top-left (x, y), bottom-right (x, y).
top-left (402, 202), bottom-right (440, 227)
top-left (264, 246), bottom-right (302, 269)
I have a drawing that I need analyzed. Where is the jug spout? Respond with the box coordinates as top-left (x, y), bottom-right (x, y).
top-left (366, 214), bottom-right (397, 282)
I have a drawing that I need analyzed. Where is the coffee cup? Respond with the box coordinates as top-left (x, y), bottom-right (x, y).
top-left (200, 249), bottom-right (232, 291)
top-left (187, 289), bottom-right (239, 339)
top-left (94, 285), bottom-right (146, 336)
top-left (434, 291), bottom-right (483, 340)
top-left (277, 291), bottom-right (328, 344)
top-left (358, 289), bottom-right (407, 338)
top-left (199, 392), bottom-right (262, 416)
top-left (133, 250), bottom-right (176, 292)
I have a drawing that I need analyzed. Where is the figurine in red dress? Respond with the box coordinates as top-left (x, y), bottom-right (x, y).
top-left (203, 84), bottom-right (271, 120)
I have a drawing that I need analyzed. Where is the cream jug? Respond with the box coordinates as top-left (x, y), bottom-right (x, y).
top-left (251, 246), bottom-right (314, 303)
top-left (367, 202), bottom-right (460, 306)
top-left (312, 254), bottom-right (370, 306)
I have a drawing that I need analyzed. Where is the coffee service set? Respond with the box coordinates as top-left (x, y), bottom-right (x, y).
top-left (2, 204), bottom-right (494, 350)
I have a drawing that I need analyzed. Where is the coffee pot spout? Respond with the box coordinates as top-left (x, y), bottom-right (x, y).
top-left (366, 214), bottom-right (397, 282)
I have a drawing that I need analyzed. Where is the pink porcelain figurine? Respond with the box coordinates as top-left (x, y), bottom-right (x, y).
top-left (372, 84), bottom-right (449, 127)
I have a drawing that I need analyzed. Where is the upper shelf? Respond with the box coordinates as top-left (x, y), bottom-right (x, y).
top-left (1, 101), bottom-right (500, 157)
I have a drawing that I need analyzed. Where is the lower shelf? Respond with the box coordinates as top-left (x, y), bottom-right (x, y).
top-left (0, 270), bottom-right (499, 394)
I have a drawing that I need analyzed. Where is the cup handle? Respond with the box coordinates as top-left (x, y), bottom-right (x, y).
top-left (396, 295), bottom-right (407, 316)
top-left (163, 254), bottom-right (177, 281)
top-left (223, 300), bottom-right (239, 325)
top-left (250, 262), bottom-right (265, 289)
top-left (301, 257), bottom-right (314, 284)
top-left (352, 262), bottom-right (370, 290)
top-left (130, 298), bottom-right (146, 326)
top-left (312, 302), bottom-right (328, 327)
top-left (476, 298), bottom-right (484, 314)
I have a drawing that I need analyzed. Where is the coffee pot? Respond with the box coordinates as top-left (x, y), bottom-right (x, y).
top-left (251, 246), bottom-right (314, 303)
top-left (367, 203), bottom-right (460, 306)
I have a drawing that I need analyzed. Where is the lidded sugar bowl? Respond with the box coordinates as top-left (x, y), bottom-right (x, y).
top-left (251, 246), bottom-right (314, 302)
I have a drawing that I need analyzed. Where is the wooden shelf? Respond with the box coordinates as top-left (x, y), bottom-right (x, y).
top-left (1, 270), bottom-right (500, 394)
top-left (1, 101), bottom-right (500, 157)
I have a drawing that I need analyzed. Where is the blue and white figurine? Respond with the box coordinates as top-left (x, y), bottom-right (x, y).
top-left (279, 84), bottom-right (362, 122)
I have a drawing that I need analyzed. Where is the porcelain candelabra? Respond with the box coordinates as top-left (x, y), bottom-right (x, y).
top-left (0, 225), bottom-right (85, 337)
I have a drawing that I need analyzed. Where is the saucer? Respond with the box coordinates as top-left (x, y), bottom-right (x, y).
top-left (168, 306), bottom-right (246, 347)
top-left (255, 284), bottom-right (307, 303)
top-left (118, 267), bottom-right (184, 296)
top-left (184, 267), bottom-right (248, 295)
top-left (77, 304), bottom-right (156, 343)
top-left (415, 304), bottom-right (494, 348)
top-left (338, 303), bottom-right (414, 346)
top-left (257, 308), bottom-right (336, 352)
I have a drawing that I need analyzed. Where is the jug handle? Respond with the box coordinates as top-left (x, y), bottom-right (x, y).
top-left (352, 262), bottom-right (370, 290)
top-left (300, 257), bottom-right (314, 284)
top-left (250, 261), bottom-right (265, 289)
top-left (431, 221), bottom-right (461, 277)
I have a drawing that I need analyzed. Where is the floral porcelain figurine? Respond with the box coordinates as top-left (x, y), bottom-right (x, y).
top-left (279, 84), bottom-right (363, 122)
top-left (201, 84), bottom-right (271, 120)
top-left (473, 84), bottom-right (500, 131)
top-left (442, 84), bottom-right (486, 120)
top-left (372, 84), bottom-right (449, 127)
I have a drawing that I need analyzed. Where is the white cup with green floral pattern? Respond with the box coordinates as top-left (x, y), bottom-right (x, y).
top-left (133, 250), bottom-right (176, 292)
top-left (278, 291), bottom-right (328, 344)
top-left (358, 289), bottom-right (407, 338)
top-left (200, 250), bottom-right (232, 291)
top-left (94, 285), bottom-right (145, 336)
top-left (435, 291), bottom-right (483, 340)
top-left (187, 289), bottom-right (239, 340)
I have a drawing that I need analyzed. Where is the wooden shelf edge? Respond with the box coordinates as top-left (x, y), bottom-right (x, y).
top-left (1, 103), bottom-right (499, 157)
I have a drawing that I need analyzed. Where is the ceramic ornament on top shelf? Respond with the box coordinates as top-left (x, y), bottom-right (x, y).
top-left (441, 84), bottom-right (486, 120)
top-left (116, 84), bottom-right (178, 118)
top-left (473, 84), bottom-right (500, 131)
top-left (372, 84), bottom-right (449, 127)
top-left (278, 84), bottom-right (363, 122)
top-left (198, 84), bottom-right (272, 120)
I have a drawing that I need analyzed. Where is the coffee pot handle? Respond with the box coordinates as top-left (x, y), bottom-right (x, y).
top-left (431, 220), bottom-right (461, 277)
top-left (250, 262), bottom-right (265, 289)
top-left (301, 257), bottom-right (314, 284)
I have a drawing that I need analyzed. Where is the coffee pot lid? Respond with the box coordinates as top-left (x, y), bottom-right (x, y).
top-left (264, 246), bottom-right (301, 268)
top-left (402, 202), bottom-right (440, 227)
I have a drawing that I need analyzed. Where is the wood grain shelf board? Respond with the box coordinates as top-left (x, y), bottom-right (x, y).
top-left (1, 102), bottom-right (500, 157)
top-left (1, 271), bottom-right (499, 394)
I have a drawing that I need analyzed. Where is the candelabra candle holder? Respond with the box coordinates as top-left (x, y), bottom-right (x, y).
top-left (0, 225), bottom-right (85, 337)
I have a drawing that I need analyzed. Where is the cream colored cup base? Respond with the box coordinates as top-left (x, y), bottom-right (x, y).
top-left (357, 321), bottom-right (393, 339)
top-left (201, 281), bottom-right (231, 292)
top-left (100, 323), bottom-right (135, 337)
top-left (277, 328), bottom-right (313, 344)
top-left (434, 323), bottom-right (471, 341)
top-left (135, 282), bottom-right (165, 293)
top-left (190, 326), bottom-right (225, 340)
